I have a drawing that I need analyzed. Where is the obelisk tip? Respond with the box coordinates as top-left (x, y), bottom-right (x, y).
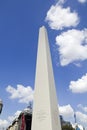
top-left (40, 26), bottom-right (46, 30)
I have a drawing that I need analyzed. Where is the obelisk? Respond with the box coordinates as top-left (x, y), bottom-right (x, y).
top-left (31, 26), bottom-right (61, 130)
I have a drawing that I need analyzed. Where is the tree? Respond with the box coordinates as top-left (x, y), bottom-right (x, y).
top-left (62, 124), bottom-right (75, 130)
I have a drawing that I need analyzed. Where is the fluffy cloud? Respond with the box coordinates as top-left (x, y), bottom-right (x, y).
top-left (6, 84), bottom-right (34, 104)
top-left (59, 104), bottom-right (74, 120)
top-left (57, 0), bottom-right (66, 5)
top-left (78, 104), bottom-right (87, 112)
top-left (56, 28), bottom-right (87, 66)
top-left (59, 104), bottom-right (87, 129)
top-left (72, 124), bottom-right (84, 130)
top-left (78, 0), bottom-right (87, 3)
top-left (76, 111), bottom-right (87, 124)
top-left (0, 119), bottom-right (9, 128)
top-left (69, 73), bottom-right (87, 93)
top-left (0, 111), bottom-right (22, 129)
top-left (45, 3), bottom-right (79, 30)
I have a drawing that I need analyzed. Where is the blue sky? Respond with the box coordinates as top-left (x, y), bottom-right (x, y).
top-left (0, 0), bottom-right (87, 129)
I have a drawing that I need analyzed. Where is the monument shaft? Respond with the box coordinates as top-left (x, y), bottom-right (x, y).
top-left (31, 26), bottom-right (61, 130)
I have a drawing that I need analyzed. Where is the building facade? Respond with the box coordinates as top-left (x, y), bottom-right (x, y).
top-left (7, 108), bottom-right (32, 130)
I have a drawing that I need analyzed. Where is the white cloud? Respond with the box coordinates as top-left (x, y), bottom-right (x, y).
top-left (78, 0), bottom-right (87, 3)
top-left (59, 104), bottom-right (87, 129)
top-left (56, 28), bottom-right (87, 66)
top-left (76, 111), bottom-right (87, 124)
top-left (78, 104), bottom-right (87, 112)
top-left (0, 119), bottom-right (9, 128)
top-left (6, 84), bottom-right (34, 104)
top-left (72, 124), bottom-right (84, 130)
top-left (69, 73), bottom-right (87, 93)
top-left (78, 125), bottom-right (84, 130)
top-left (45, 3), bottom-right (79, 30)
top-left (57, 0), bottom-right (66, 5)
top-left (59, 104), bottom-right (74, 120)
top-left (0, 110), bottom-right (21, 129)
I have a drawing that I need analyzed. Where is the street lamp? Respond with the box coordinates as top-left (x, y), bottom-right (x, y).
top-left (0, 99), bottom-right (3, 114)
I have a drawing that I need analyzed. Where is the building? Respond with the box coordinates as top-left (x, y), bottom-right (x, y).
top-left (12, 118), bottom-right (19, 130)
top-left (7, 125), bottom-right (13, 130)
top-left (7, 107), bottom-right (32, 130)
top-left (18, 108), bottom-right (32, 130)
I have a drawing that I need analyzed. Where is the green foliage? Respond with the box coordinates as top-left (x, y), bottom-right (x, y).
top-left (62, 124), bottom-right (75, 130)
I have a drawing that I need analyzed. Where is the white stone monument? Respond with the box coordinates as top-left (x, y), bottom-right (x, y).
top-left (31, 26), bottom-right (61, 130)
